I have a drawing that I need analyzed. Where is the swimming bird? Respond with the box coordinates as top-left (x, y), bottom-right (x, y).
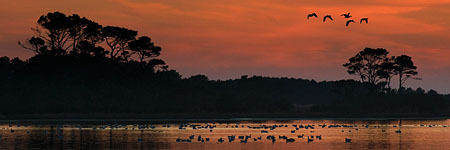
top-left (286, 138), bottom-right (295, 143)
top-left (360, 18), bottom-right (368, 24)
top-left (323, 15), bottom-right (333, 22)
top-left (228, 135), bottom-right (236, 142)
top-left (307, 13), bottom-right (318, 19)
top-left (341, 12), bottom-right (352, 18)
top-left (346, 20), bottom-right (355, 27)
top-left (240, 139), bottom-right (248, 143)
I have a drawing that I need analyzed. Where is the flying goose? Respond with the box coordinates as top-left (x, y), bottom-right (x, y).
top-left (360, 18), bottom-right (369, 24)
top-left (323, 15), bottom-right (333, 22)
top-left (341, 12), bottom-right (352, 18)
top-left (346, 20), bottom-right (355, 26)
top-left (307, 13), bottom-right (318, 19)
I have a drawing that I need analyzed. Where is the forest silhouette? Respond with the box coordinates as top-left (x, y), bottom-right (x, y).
top-left (0, 12), bottom-right (448, 119)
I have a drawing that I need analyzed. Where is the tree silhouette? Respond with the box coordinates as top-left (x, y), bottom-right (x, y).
top-left (35, 12), bottom-right (73, 53)
top-left (377, 56), bottom-right (396, 88)
top-left (75, 40), bottom-right (107, 57)
top-left (148, 59), bottom-right (168, 71)
top-left (68, 14), bottom-right (102, 51)
top-left (344, 48), bottom-right (420, 90)
top-left (128, 36), bottom-right (162, 63)
top-left (188, 74), bottom-right (209, 81)
top-left (394, 55), bottom-right (418, 89)
top-left (19, 12), bottom-right (103, 56)
top-left (19, 11), bottom-right (168, 72)
top-left (343, 48), bottom-right (389, 84)
top-left (101, 26), bottom-right (137, 60)
top-left (18, 37), bottom-right (47, 55)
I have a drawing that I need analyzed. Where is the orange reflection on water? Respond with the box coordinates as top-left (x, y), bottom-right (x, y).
top-left (0, 119), bottom-right (449, 149)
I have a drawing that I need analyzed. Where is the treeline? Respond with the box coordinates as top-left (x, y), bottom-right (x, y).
top-left (0, 12), bottom-right (448, 117)
top-left (0, 55), bottom-right (448, 116)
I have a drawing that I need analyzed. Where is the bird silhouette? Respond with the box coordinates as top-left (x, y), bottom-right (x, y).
top-left (323, 15), bottom-right (333, 22)
top-left (307, 13), bottom-right (318, 19)
top-left (360, 18), bottom-right (369, 24)
top-left (341, 12), bottom-right (352, 18)
top-left (346, 20), bottom-right (355, 26)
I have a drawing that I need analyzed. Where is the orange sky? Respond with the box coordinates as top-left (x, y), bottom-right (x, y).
top-left (1, 0), bottom-right (450, 93)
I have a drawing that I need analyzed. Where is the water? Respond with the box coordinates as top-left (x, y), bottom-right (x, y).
top-left (0, 119), bottom-right (449, 149)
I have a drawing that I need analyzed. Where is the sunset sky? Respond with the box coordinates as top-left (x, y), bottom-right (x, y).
top-left (1, 0), bottom-right (450, 93)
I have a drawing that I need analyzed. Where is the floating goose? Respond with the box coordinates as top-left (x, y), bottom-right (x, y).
top-left (286, 138), bottom-right (295, 143)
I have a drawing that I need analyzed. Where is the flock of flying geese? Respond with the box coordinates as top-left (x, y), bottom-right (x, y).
top-left (307, 12), bottom-right (368, 27)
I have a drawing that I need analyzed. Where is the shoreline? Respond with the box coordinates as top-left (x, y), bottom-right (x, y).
top-left (1, 113), bottom-right (448, 122)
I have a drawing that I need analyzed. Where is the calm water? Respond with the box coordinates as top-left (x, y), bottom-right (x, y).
top-left (0, 119), bottom-right (449, 149)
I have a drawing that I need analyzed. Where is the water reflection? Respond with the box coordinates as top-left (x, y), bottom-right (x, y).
top-left (0, 119), bottom-right (449, 149)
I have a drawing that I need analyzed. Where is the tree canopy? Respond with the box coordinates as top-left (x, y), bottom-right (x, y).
top-left (19, 11), bottom-right (165, 70)
top-left (394, 55), bottom-right (419, 89)
top-left (343, 48), bottom-right (418, 89)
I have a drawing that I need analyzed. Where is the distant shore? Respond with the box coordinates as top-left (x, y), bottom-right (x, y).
top-left (1, 113), bottom-right (448, 121)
